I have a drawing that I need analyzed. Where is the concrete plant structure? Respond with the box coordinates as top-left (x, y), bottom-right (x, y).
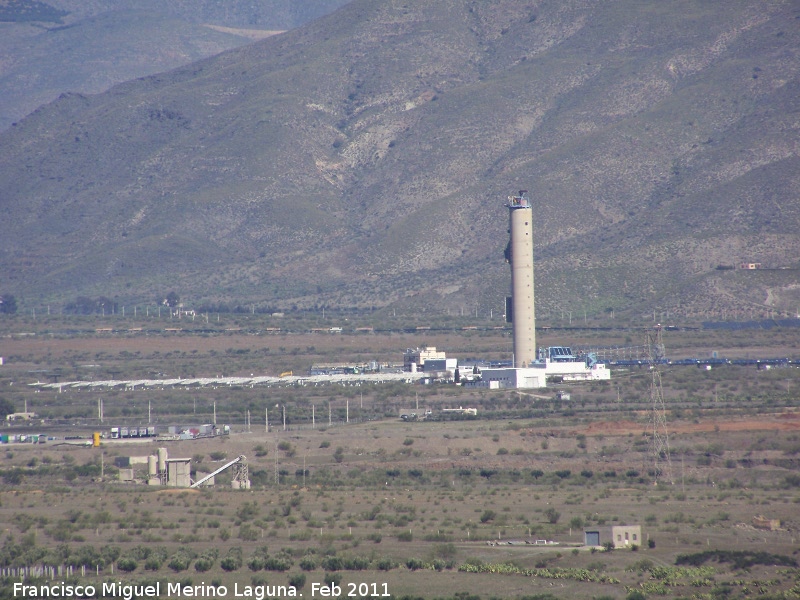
top-left (584, 525), bottom-right (642, 549)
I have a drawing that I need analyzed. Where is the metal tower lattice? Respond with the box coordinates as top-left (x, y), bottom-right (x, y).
top-left (232, 457), bottom-right (249, 487)
top-left (646, 325), bottom-right (673, 485)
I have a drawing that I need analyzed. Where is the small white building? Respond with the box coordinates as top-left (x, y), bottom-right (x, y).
top-left (584, 525), bottom-right (642, 548)
top-left (471, 367), bottom-right (546, 389)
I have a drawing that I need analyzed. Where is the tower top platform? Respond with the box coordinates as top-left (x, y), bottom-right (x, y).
top-left (506, 190), bottom-right (530, 209)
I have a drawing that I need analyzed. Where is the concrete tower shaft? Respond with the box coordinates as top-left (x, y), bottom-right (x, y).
top-left (507, 191), bottom-right (536, 367)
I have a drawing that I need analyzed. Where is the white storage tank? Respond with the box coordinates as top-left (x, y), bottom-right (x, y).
top-left (157, 447), bottom-right (167, 473)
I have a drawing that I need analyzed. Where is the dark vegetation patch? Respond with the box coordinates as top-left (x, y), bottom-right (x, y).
top-left (0, 1), bottom-right (67, 23)
top-left (675, 550), bottom-right (797, 570)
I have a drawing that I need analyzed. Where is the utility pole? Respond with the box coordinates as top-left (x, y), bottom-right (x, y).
top-left (274, 441), bottom-right (279, 484)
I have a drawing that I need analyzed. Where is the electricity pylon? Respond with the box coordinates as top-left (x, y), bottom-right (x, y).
top-left (646, 324), bottom-right (673, 485)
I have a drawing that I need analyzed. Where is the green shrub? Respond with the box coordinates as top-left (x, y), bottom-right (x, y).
top-left (116, 558), bottom-right (137, 572)
top-left (264, 557), bottom-right (292, 572)
top-left (321, 556), bottom-right (343, 571)
top-left (220, 557), bottom-right (241, 572)
top-left (239, 524), bottom-right (259, 541)
top-left (544, 508), bottom-right (560, 524)
top-left (278, 442), bottom-right (296, 457)
top-left (376, 557), bottom-right (397, 571)
top-left (219, 547), bottom-right (242, 572)
top-left (299, 556), bottom-right (318, 571)
top-left (194, 558), bottom-right (213, 572)
top-left (168, 556), bottom-right (190, 572)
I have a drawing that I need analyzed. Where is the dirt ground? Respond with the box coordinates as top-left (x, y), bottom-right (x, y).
top-left (582, 412), bottom-right (800, 435)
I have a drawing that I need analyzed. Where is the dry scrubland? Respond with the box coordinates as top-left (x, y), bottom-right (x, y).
top-left (1, 319), bottom-right (800, 599)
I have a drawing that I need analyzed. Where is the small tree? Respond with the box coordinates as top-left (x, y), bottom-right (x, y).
top-left (116, 557), bottom-right (137, 572)
top-left (288, 574), bottom-right (306, 590)
top-left (544, 508), bottom-right (561, 524)
top-left (164, 291), bottom-right (180, 308)
top-left (0, 398), bottom-right (16, 419)
top-left (0, 294), bottom-right (17, 314)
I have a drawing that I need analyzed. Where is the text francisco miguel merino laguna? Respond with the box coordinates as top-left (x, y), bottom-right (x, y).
top-left (14, 580), bottom-right (391, 599)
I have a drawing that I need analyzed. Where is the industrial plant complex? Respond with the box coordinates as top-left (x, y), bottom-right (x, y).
top-left (24, 191), bottom-right (608, 396)
top-left (475, 191), bottom-right (610, 389)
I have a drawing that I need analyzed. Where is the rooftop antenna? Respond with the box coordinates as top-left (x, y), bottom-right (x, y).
top-left (646, 324), bottom-right (673, 485)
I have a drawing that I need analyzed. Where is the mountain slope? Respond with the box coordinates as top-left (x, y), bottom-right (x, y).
top-left (0, 0), bottom-right (351, 130)
top-left (1, 0), bottom-right (799, 320)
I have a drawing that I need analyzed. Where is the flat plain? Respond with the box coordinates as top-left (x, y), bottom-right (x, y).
top-left (1, 315), bottom-right (799, 599)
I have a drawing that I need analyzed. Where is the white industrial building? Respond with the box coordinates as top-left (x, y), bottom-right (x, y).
top-left (404, 346), bottom-right (447, 372)
top-left (470, 367), bottom-right (546, 389)
top-left (543, 360), bottom-right (610, 381)
top-left (424, 358), bottom-right (458, 372)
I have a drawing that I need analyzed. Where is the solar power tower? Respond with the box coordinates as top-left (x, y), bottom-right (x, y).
top-left (505, 190), bottom-right (537, 367)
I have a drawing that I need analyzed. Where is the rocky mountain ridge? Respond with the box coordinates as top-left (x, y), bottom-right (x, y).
top-left (1, 0), bottom-right (799, 321)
